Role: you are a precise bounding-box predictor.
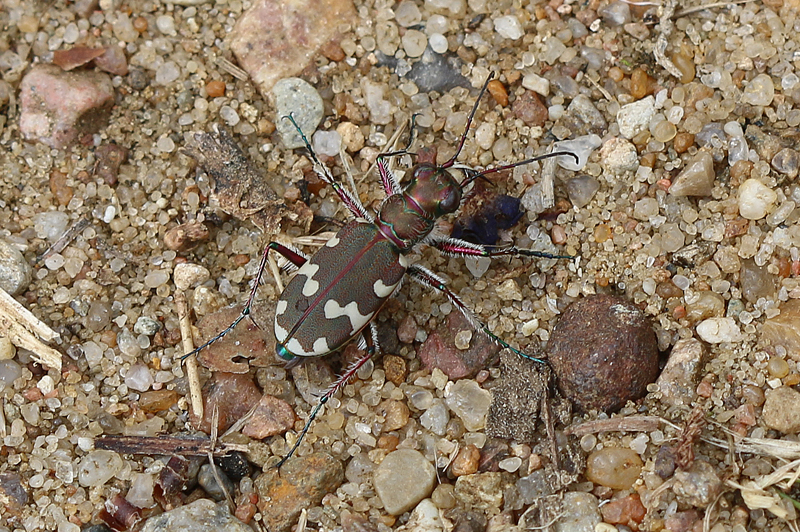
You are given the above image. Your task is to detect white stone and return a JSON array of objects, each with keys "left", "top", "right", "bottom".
[
  {"left": 617, "top": 96, "right": 656, "bottom": 139},
  {"left": 738, "top": 178, "right": 777, "bottom": 220},
  {"left": 696, "top": 317, "right": 743, "bottom": 343},
  {"left": 494, "top": 15, "right": 524, "bottom": 40},
  {"left": 522, "top": 73, "right": 549, "bottom": 96}
]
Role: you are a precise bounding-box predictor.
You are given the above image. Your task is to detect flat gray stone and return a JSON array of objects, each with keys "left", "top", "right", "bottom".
[{"left": 374, "top": 449, "right": 435, "bottom": 515}]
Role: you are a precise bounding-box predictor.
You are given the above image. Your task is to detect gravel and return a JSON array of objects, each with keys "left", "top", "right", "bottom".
[{"left": 2, "top": 0, "right": 800, "bottom": 531}]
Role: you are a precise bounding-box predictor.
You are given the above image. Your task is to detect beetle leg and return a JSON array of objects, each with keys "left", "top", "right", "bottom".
[
  {"left": 407, "top": 264, "right": 546, "bottom": 364},
  {"left": 275, "top": 322, "right": 380, "bottom": 467},
  {"left": 429, "top": 237, "right": 574, "bottom": 260},
  {"left": 284, "top": 115, "right": 373, "bottom": 222},
  {"left": 376, "top": 157, "right": 403, "bottom": 196},
  {"left": 179, "top": 242, "right": 308, "bottom": 363}
]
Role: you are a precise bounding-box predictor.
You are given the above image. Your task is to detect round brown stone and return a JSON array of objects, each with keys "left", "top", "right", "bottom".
[{"left": 546, "top": 295, "right": 658, "bottom": 412}]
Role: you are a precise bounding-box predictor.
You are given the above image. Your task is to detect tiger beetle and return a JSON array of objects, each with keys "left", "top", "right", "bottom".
[{"left": 183, "top": 73, "right": 579, "bottom": 467}]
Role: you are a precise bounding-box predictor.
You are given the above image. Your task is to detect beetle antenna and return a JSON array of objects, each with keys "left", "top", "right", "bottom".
[
  {"left": 442, "top": 71, "right": 496, "bottom": 169},
  {"left": 460, "top": 150, "right": 580, "bottom": 189},
  {"left": 381, "top": 113, "right": 421, "bottom": 158}
]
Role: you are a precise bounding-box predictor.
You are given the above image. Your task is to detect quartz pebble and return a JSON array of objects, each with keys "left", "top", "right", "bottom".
[
  {"left": 738, "top": 179, "right": 777, "bottom": 220},
  {"left": 311, "top": 130, "right": 342, "bottom": 157},
  {"left": 657, "top": 338, "right": 706, "bottom": 407},
  {"left": 566, "top": 175, "right": 600, "bottom": 208},
  {"left": 761, "top": 386, "right": 800, "bottom": 433},
  {"left": 373, "top": 449, "right": 436, "bottom": 515},
  {"left": 494, "top": 15, "right": 524, "bottom": 40},
  {"left": 445, "top": 379, "right": 492, "bottom": 431},
  {"left": 124, "top": 363, "right": 154, "bottom": 392},
  {"left": 229, "top": 0, "right": 355, "bottom": 94},
  {"left": 696, "top": 317, "right": 743, "bottom": 343},
  {"left": 670, "top": 151, "right": 715, "bottom": 196},
  {"left": 402, "top": 499, "right": 444, "bottom": 532},
  {"left": 672, "top": 460, "right": 723, "bottom": 507},
  {"left": 599, "top": 137, "right": 639, "bottom": 175},
  {"left": 198, "top": 464, "right": 236, "bottom": 501},
  {"left": 273, "top": 78, "right": 324, "bottom": 149},
  {"left": 617, "top": 96, "right": 655, "bottom": 139},
  {"left": 78, "top": 450, "right": 124, "bottom": 487},
  {"left": 140, "top": 498, "right": 252, "bottom": 532},
  {"left": 771, "top": 148, "right": 800, "bottom": 178},
  {"left": 0, "top": 239, "right": 32, "bottom": 295},
  {"left": 19, "top": 64, "right": 114, "bottom": 148},
  {"left": 522, "top": 72, "right": 549, "bottom": 96},
  {"left": 741, "top": 73, "right": 775, "bottom": 107},
  {"left": 553, "top": 492, "right": 601, "bottom": 532},
  {"left": 585, "top": 447, "right": 643, "bottom": 489},
  {"left": 760, "top": 300, "right": 800, "bottom": 360},
  {"left": 173, "top": 262, "right": 211, "bottom": 290}
]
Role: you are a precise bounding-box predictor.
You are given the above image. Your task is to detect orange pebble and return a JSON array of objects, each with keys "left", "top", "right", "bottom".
[
  {"left": 206, "top": 80, "right": 226, "bottom": 98},
  {"left": 487, "top": 79, "right": 508, "bottom": 106}
]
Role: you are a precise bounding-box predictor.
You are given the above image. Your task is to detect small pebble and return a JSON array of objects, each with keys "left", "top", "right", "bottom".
[
  {"left": 672, "top": 460, "right": 723, "bottom": 508},
  {"left": 741, "top": 73, "right": 775, "bottom": 106},
  {"left": 696, "top": 317, "right": 743, "bottom": 343},
  {"left": 585, "top": 447, "right": 643, "bottom": 489},
  {"left": 173, "top": 262, "right": 211, "bottom": 291},
  {"left": 445, "top": 379, "right": 491, "bottom": 431},
  {"left": 657, "top": 338, "right": 706, "bottom": 407},
  {"left": 738, "top": 178, "right": 777, "bottom": 220},
  {"left": 762, "top": 386, "right": 800, "bottom": 433},
  {"left": 771, "top": 148, "right": 799, "bottom": 178},
  {"left": 617, "top": 96, "right": 656, "bottom": 139},
  {"left": 198, "top": 464, "right": 236, "bottom": 501},
  {"left": 0, "top": 239, "right": 32, "bottom": 295},
  {"left": 454, "top": 472, "right": 506, "bottom": 509},
  {"left": 78, "top": 450, "right": 124, "bottom": 487},
  {"left": 373, "top": 449, "right": 436, "bottom": 515},
  {"left": 494, "top": 15, "right": 524, "bottom": 40},
  {"left": 522, "top": 73, "right": 549, "bottom": 96},
  {"left": 670, "top": 151, "right": 715, "bottom": 196},
  {"left": 273, "top": 77, "right": 324, "bottom": 149},
  {"left": 512, "top": 91, "right": 548, "bottom": 127},
  {"left": 139, "top": 498, "right": 252, "bottom": 532}
]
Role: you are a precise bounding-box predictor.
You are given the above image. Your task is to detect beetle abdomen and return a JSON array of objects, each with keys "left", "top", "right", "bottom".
[{"left": 275, "top": 220, "right": 408, "bottom": 359}]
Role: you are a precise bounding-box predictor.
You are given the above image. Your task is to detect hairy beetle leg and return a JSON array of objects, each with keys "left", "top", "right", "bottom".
[
  {"left": 275, "top": 322, "right": 381, "bottom": 468},
  {"left": 430, "top": 237, "right": 574, "bottom": 261},
  {"left": 407, "top": 264, "right": 546, "bottom": 364},
  {"left": 179, "top": 242, "right": 306, "bottom": 363}
]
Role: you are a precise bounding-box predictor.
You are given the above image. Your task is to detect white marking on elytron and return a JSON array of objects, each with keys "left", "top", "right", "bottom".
[
  {"left": 275, "top": 299, "right": 288, "bottom": 315},
  {"left": 325, "top": 234, "right": 340, "bottom": 247},
  {"left": 312, "top": 337, "right": 330, "bottom": 355},
  {"left": 296, "top": 262, "right": 321, "bottom": 297},
  {"left": 286, "top": 338, "right": 313, "bottom": 357},
  {"left": 398, "top": 253, "right": 410, "bottom": 268},
  {"left": 324, "top": 299, "right": 373, "bottom": 333},
  {"left": 373, "top": 279, "right": 397, "bottom": 298},
  {"left": 274, "top": 319, "right": 289, "bottom": 343}
]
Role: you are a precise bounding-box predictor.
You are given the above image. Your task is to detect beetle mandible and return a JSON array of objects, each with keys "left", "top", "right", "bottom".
[{"left": 183, "top": 73, "right": 578, "bottom": 466}]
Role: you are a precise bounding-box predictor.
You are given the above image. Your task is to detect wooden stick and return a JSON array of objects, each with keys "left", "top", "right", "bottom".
[
  {"left": 175, "top": 291, "right": 204, "bottom": 423},
  {"left": 0, "top": 287, "right": 62, "bottom": 370}
]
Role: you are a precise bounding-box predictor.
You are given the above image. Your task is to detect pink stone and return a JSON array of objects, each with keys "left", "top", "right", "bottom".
[
  {"left": 19, "top": 64, "right": 114, "bottom": 149},
  {"left": 242, "top": 394, "right": 296, "bottom": 439},
  {"left": 228, "top": 0, "right": 355, "bottom": 96}
]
